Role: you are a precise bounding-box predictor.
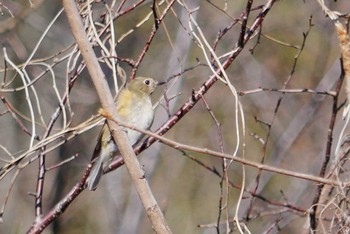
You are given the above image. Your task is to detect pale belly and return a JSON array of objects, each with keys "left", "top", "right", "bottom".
[{"left": 122, "top": 97, "right": 154, "bottom": 146}]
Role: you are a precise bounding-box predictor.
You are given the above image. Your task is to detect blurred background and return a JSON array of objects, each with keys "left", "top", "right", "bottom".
[{"left": 0, "top": 0, "right": 349, "bottom": 233}]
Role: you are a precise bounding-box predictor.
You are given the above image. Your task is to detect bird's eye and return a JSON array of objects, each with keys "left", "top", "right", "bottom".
[{"left": 144, "top": 79, "right": 150, "bottom": 86}]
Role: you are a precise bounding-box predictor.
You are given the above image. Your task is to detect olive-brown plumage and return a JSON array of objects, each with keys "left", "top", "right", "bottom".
[{"left": 87, "top": 77, "right": 157, "bottom": 190}]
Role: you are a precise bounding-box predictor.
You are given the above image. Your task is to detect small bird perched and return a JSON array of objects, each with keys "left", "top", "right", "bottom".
[{"left": 87, "top": 77, "right": 158, "bottom": 191}]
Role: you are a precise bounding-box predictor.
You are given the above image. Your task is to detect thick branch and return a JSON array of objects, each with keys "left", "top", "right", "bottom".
[{"left": 28, "top": 0, "right": 171, "bottom": 233}]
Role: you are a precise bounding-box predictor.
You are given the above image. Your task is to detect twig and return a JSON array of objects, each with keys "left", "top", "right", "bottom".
[
  {"left": 60, "top": 1, "right": 172, "bottom": 234},
  {"left": 130, "top": 0, "right": 176, "bottom": 78},
  {"left": 111, "top": 120, "right": 343, "bottom": 187},
  {"left": 310, "top": 61, "right": 345, "bottom": 230},
  {"left": 19, "top": 1, "right": 278, "bottom": 231}
]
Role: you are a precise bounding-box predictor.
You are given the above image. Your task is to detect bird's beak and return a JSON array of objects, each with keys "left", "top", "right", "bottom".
[{"left": 156, "top": 80, "right": 167, "bottom": 86}]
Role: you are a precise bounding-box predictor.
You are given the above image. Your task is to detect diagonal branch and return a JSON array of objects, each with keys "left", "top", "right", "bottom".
[{"left": 28, "top": 0, "right": 172, "bottom": 233}]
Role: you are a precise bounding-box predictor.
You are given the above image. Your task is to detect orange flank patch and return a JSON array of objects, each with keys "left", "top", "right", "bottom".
[
  {"left": 98, "top": 108, "right": 112, "bottom": 119},
  {"left": 116, "top": 89, "right": 133, "bottom": 118}
]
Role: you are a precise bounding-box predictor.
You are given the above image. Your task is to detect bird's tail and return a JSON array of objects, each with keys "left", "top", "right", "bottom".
[{"left": 87, "top": 157, "right": 103, "bottom": 191}]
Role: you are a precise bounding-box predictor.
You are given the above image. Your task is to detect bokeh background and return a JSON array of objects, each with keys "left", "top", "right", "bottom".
[{"left": 0, "top": 0, "right": 349, "bottom": 233}]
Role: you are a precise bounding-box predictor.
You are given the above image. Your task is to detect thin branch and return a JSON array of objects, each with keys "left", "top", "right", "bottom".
[
  {"left": 110, "top": 120, "right": 343, "bottom": 187},
  {"left": 57, "top": 1, "right": 172, "bottom": 234},
  {"left": 15, "top": 1, "right": 278, "bottom": 231},
  {"left": 310, "top": 60, "right": 345, "bottom": 230}
]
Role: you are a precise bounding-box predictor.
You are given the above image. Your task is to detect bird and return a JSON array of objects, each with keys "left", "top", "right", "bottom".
[{"left": 87, "top": 77, "right": 158, "bottom": 191}]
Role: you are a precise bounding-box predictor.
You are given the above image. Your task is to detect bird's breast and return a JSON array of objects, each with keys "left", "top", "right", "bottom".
[{"left": 117, "top": 92, "right": 154, "bottom": 145}]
